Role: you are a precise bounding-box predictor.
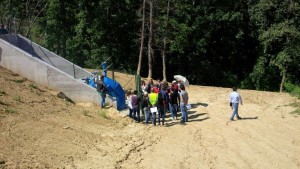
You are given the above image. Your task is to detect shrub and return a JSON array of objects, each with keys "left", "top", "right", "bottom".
[
  {"left": 99, "top": 110, "right": 110, "bottom": 119},
  {"left": 29, "top": 83, "right": 38, "bottom": 89},
  {"left": 284, "top": 82, "right": 300, "bottom": 99}
]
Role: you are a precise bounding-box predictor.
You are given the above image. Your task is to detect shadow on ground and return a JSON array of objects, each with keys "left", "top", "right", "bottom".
[
  {"left": 191, "top": 102, "right": 209, "bottom": 108},
  {"left": 189, "top": 113, "right": 207, "bottom": 119},
  {"left": 239, "top": 116, "right": 259, "bottom": 120},
  {"left": 189, "top": 117, "right": 210, "bottom": 122}
]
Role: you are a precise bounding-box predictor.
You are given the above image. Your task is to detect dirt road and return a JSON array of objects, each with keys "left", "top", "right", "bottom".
[{"left": 1, "top": 67, "right": 300, "bottom": 169}]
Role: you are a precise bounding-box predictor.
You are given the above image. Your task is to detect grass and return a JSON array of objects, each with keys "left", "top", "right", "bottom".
[
  {"left": 288, "top": 102, "right": 300, "bottom": 116},
  {"left": 13, "top": 79, "right": 25, "bottom": 84},
  {"left": 5, "top": 108, "right": 16, "bottom": 114},
  {"left": 0, "top": 100, "right": 8, "bottom": 106},
  {"left": 99, "top": 110, "right": 110, "bottom": 119},
  {"left": 0, "top": 90, "right": 6, "bottom": 96},
  {"left": 29, "top": 83, "right": 38, "bottom": 89},
  {"left": 13, "top": 96, "right": 21, "bottom": 102},
  {"left": 291, "top": 109, "right": 300, "bottom": 115},
  {"left": 82, "top": 110, "right": 93, "bottom": 117},
  {"left": 284, "top": 83, "right": 300, "bottom": 99}
]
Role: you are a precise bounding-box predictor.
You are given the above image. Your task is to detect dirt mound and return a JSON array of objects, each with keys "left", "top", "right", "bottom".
[{"left": 1, "top": 66, "right": 300, "bottom": 169}]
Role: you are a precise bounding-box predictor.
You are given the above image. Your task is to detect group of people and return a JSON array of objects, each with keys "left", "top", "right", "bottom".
[
  {"left": 94, "top": 75, "right": 243, "bottom": 123},
  {"left": 126, "top": 79, "right": 243, "bottom": 125},
  {"left": 126, "top": 78, "right": 189, "bottom": 126}
]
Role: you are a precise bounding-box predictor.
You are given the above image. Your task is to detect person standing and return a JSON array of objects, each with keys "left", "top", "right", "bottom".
[
  {"left": 126, "top": 90, "right": 134, "bottom": 119},
  {"left": 229, "top": 87, "right": 243, "bottom": 121},
  {"left": 180, "top": 85, "right": 189, "bottom": 123},
  {"left": 148, "top": 88, "right": 158, "bottom": 126},
  {"left": 141, "top": 80, "right": 147, "bottom": 93},
  {"left": 172, "top": 80, "right": 180, "bottom": 108},
  {"left": 157, "top": 78, "right": 162, "bottom": 90},
  {"left": 131, "top": 90, "right": 141, "bottom": 122},
  {"left": 146, "top": 79, "right": 153, "bottom": 94},
  {"left": 96, "top": 75, "right": 106, "bottom": 108},
  {"left": 169, "top": 87, "right": 178, "bottom": 121},
  {"left": 158, "top": 87, "right": 168, "bottom": 125},
  {"left": 141, "top": 92, "right": 150, "bottom": 124}
]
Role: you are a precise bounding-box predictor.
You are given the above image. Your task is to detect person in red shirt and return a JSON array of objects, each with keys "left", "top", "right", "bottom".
[{"left": 153, "top": 84, "right": 160, "bottom": 93}]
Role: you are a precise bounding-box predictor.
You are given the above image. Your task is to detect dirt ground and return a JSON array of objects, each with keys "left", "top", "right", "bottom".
[{"left": 1, "top": 66, "right": 300, "bottom": 169}]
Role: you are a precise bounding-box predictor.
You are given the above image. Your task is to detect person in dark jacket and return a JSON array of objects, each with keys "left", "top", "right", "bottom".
[
  {"left": 131, "top": 90, "right": 141, "bottom": 122},
  {"left": 141, "top": 92, "right": 151, "bottom": 123},
  {"left": 96, "top": 75, "right": 106, "bottom": 108},
  {"left": 169, "top": 87, "right": 178, "bottom": 121},
  {"left": 158, "top": 89, "right": 167, "bottom": 125}
]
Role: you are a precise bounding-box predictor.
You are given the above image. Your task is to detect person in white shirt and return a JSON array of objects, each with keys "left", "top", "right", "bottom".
[
  {"left": 229, "top": 87, "right": 243, "bottom": 120},
  {"left": 126, "top": 90, "right": 134, "bottom": 119}
]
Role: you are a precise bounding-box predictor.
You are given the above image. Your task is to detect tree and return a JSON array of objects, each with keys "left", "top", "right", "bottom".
[
  {"left": 250, "top": 0, "right": 300, "bottom": 91},
  {"left": 137, "top": 0, "right": 146, "bottom": 76},
  {"left": 147, "top": 0, "right": 154, "bottom": 78},
  {"left": 158, "top": 0, "right": 170, "bottom": 81}
]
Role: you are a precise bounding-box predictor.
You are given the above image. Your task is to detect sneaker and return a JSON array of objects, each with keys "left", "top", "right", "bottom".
[{"left": 237, "top": 116, "right": 242, "bottom": 120}]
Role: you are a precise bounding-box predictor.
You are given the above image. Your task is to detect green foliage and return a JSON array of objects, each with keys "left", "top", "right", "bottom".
[
  {"left": 29, "top": 83, "right": 38, "bottom": 89},
  {"left": 249, "top": 0, "right": 300, "bottom": 91},
  {"left": 288, "top": 101, "right": 300, "bottom": 115},
  {"left": 12, "top": 95, "right": 21, "bottom": 102},
  {"left": 13, "top": 79, "right": 25, "bottom": 84},
  {"left": 291, "top": 109, "right": 300, "bottom": 115},
  {"left": 99, "top": 110, "right": 110, "bottom": 119},
  {"left": 5, "top": 108, "right": 16, "bottom": 114},
  {"left": 1, "top": 0, "right": 299, "bottom": 91},
  {"left": 284, "top": 82, "right": 300, "bottom": 99}
]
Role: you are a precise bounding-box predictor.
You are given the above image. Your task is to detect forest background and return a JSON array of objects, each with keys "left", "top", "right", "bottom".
[{"left": 0, "top": 0, "right": 299, "bottom": 93}]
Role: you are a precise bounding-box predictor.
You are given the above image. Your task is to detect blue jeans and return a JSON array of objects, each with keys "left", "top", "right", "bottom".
[
  {"left": 129, "top": 108, "right": 134, "bottom": 118},
  {"left": 158, "top": 107, "right": 165, "bottom": 125},
  {"left": 133, "top": 108, "right": 140, "bottom": 122},
  {"left": 145, "top": 108, "right": 151, "bottom": 123},
  {"left": 146, "top": 112, "right": 156, "bottom": 126},
  {"left": 169, "top": 103, "right": 177, "bottom": 120},
  {"left": 99, "top": 93, "right": 106, "bottom": 108},
  {"left": 230, "top": 103, "right": 239, "bottom": 120},
  {"left": 143, "top": 107, "right": 148, "bottom": 120},
  {"left": 180, "top": 102, "right": 188, "bottom": 122}
]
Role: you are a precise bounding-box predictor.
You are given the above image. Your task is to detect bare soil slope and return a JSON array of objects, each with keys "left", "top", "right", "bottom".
[{"left": 1, "top": 66, "right": 300, "bottom": 169}]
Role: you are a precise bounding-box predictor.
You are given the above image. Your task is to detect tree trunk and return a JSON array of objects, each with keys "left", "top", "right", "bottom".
[
  {"left": 137, "top": 0, "right": 146, "bottom": 76},
  {"left": 280, "top": 70, "right": 286, "bottom": 93},
  {"left": 147, "top": 0, "right": 153, "bottom": 79},
  {"left": 162, "top": 0, "right": 170, "bottom": 81},
  {"left": 162, "top": 43, "right": 166, "bottom": 81}
]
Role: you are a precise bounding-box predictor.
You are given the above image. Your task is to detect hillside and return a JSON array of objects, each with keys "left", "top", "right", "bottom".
[{"left": 1, "top": 66, "right": 300, "bottom": 169}]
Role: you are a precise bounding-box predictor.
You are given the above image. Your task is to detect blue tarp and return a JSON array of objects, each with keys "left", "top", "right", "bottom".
[
  {"left": 103, "top": 77, "right": 126, "bottom": 111},
  {"left": 89, "top": 76, "right": 126, "bottom": 111},
  {"left": 88, "top": 77, "right": 96, "bottom": 88}
]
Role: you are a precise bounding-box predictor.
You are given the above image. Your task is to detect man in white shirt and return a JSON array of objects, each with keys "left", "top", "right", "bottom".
[{"left": 229, "top": 87, "right": 243, "bottom": 120}]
